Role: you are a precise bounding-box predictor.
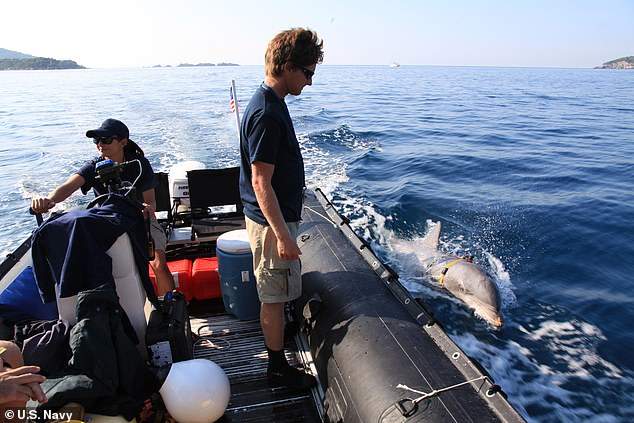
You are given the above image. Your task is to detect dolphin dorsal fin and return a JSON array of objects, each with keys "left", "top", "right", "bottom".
[{"left": 421, "top": 221, "right": 441, "bottom": 250}]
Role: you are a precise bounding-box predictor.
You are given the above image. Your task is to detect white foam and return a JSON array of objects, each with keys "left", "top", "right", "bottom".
[
  {"left": 485, "top": 251, "right": 518, "bottom": 309},
  {"left": 299, "top": 133, "right": 349, "bottom": 196},
  {"left": 452, "top": 322, "right": 634, "bottom": 422},
  {"left": 299, "top": 125, "right": 381, "bottom": 197},
  {"left": 524, "top": 320, "right": 622, "bottom": 379}
]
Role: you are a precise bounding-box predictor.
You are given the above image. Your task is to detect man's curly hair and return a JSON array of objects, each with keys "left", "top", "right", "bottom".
[{"left": 265, "top": 28, "right": 324, "bottom": 77}]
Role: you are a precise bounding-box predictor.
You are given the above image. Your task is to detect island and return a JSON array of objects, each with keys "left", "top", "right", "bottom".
[
  {"left": 177, "top": 63, "right": 215, "bottom": 67},
  {"left": 0, "top": 47, "right": 85, "bottom": 70},
  {"left": 595, "top": 56, "right": 634, "bottom": 69},
  {"left": 173, "top": 62, "right": 238, "bottom": 67}
]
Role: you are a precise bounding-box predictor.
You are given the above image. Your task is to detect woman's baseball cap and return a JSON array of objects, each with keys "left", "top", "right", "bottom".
[{"left": 85, "top": 118, "right": 129, "bottom": 139}]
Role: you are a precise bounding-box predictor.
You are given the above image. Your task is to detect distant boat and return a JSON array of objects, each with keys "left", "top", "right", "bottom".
[{"left": 390, "top": 62, "right": 400, "bottom": 68}]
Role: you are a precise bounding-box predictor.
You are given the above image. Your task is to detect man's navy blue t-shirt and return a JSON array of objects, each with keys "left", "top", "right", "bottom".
[
  {"left": 77, "top": 153, "right": 156, "bottom": 202},
  {"left": 239, "top": 83, "right": 305, "bottom": 225}
]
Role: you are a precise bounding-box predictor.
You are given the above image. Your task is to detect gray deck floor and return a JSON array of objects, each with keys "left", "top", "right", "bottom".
[{"left": 191, "top": 314, "right": 323, "bottom": 422}]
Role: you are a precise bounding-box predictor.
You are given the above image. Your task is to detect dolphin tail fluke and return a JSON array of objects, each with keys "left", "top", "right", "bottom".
[{"left": 422, "top": 221, "right": 441, "bottom": 251}]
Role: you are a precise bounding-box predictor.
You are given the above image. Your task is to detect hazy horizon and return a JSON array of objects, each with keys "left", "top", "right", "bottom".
[
  {"left": 2, "top": 0, "right": 633, "bottom": 69},
  {"left": 4, "top": 61, "right": 629, "bottom": 70}
]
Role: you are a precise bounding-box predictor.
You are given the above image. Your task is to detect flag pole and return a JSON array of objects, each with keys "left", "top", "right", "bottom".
[{"left": 231, "top": 79, "right": 241, "bottom": 137}]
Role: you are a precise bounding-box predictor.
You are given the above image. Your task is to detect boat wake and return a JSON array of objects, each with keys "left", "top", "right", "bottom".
[
  {"left": 452, "top": 316, "right": 634, "bottom": 421},
  {"left": 301, "top": 124, "right": 381, "bottom": 196}
]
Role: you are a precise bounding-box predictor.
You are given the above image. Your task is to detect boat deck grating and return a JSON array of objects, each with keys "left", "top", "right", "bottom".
[{"left": 190, "top": 314, "right": 322, "bottom": 422}]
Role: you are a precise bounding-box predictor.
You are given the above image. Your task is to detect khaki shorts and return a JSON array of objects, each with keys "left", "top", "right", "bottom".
[
  {"left": 149, "top": 216, "right": 167, "bottom": 252},
  {"left": 245, "top": 216, "right": 301, "bottom": 304}
]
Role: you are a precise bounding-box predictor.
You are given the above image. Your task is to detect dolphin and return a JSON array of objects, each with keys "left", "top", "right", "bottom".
[{"left": 395, "top": 222, "right": 503, "bottom": 327}]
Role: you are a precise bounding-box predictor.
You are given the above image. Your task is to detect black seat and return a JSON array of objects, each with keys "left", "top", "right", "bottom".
[
  {"left": 154, "top": 172, "right": 173, "bottom": 219},
  {"left": 153, "top": 171, "right": 176, "bottom": 237},
  {"left": 186, "top": 167, "right": 245, "bottom": 239}
]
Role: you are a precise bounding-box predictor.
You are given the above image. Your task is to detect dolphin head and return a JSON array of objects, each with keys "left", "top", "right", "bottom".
[
  {"left": 467, "top": 296, "right": 503, "bottom": 328},
  {"left": 443, "top": 262, "right": 503, "bottom": 328}
]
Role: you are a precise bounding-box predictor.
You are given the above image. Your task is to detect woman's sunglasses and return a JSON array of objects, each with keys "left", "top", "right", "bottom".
[
  {"left": 295, "top": 64, "right": 315, "bottom": 80},
  {"left": 92, "top": 136, "right": 118, "bottom": 145}
]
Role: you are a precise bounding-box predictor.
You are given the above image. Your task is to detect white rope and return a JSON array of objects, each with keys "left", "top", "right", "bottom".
[
  {"left": 304, "top": 206, "right": 338, "bottom": 228},
  {"left": 129, "top": 159, "right": 143, "bottom": 192},
  {"left": 397, "top": 375, "right": 487, "bottom": 404},
  {"left": 118, "top": 159, "right": 143, "bottom": 199},
  {"left": 194, "top": 325, "right": 232, "bottom": 350},
  {"left": 194, "top": 337, "right": 232, "bottom": 350}
]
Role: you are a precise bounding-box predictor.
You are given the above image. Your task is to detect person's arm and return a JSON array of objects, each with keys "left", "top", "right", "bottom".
[
  {"left": 141, "top": 188, "right": 157, "bottom": 219},
  {"left": 251, "top": 161, "right": 301, "bottom": 261},
  {"left": 31, "top": 174, "right": 85, "bottom": 213}
]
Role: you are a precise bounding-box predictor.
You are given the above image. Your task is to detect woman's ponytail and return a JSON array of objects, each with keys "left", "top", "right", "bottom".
[{"left": 124, "top": 139, "right": 144, "bottom": 157}]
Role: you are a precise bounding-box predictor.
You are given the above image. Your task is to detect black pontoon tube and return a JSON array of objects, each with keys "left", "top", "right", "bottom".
[{"left": 294, "top": 189, "right": 524, "bottom": 423}]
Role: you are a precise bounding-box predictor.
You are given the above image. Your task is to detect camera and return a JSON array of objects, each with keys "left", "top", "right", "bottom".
[{"left": 95, "top": 159, "right": 135, "bottom": 195}]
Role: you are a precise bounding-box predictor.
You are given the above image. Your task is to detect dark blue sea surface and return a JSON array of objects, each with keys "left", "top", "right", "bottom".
[{"left": 1, "top": 66, "right": 633, "bottom": 421}]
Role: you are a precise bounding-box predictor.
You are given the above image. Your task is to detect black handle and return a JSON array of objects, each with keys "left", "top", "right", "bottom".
[
  {"left": 29, "top": 208, "right": 43, "bottom": 226},
  {"left": 146, "top": 215, "right": 155, "bottom": 261},
  {"left": 395, "top": 398, "right": 418, "bottom": 417}
]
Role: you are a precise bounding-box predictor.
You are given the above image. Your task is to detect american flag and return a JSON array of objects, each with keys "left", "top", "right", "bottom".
[
  {"left": 229, "top": 86, "right": 236, "bottom": 113},
  {"left": 229, "top": 80, "right": 241, "bottom": 136}
]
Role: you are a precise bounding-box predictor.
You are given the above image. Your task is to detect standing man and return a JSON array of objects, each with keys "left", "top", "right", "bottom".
[{"left": 239, "top": 28, "right": 323, "bottom": 389}]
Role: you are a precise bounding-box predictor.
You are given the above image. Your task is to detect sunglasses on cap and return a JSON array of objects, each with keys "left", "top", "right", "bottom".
[
  {"left": 295, "top": 64, "right": 315, "bottom": 80},
  {"left": 92, "top": 136, "right": 118, "bottom": 145}
]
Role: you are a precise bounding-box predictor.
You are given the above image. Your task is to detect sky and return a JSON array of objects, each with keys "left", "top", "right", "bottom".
[{"left": 1, "top": 0, "right": 633, "bottom": 68}]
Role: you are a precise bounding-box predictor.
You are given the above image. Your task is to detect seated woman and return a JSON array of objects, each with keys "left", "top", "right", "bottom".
[
  {"left": 31, "top": 118, "right": 175, "bottom": 296},
  {"left": 0, "top": 340, "right": 47, "bottom": 406}
]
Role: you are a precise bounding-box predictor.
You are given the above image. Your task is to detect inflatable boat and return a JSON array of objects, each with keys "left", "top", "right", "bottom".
[{"left": 0, "top": 163, "right": 525, "bottom": 422}]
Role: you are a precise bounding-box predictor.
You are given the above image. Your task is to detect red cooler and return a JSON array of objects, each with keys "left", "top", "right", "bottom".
[
  {"left": 149, "top": 259, "right": 193, "bottom": 301},
  {"left": 191, "top": 257, "right": 221, "bottom": 300}
]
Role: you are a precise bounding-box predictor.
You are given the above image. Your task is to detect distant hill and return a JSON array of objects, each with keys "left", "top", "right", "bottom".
[
  {"left": 0, "top": 48, "right": 34, "bottom": 60},
  {"left": 0, "top": 57, "right": 85, "bottom": 70},
  {"left": 596, "top": 56, "right": 634, "bottom": 69},
  {"left": 0, "top": 47, "right": 85, "bottom": 70}
]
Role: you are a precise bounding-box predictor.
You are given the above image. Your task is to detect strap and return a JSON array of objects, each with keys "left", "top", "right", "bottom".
[{"left": 438, "top": 259, "right": 464, "bottom": 286}]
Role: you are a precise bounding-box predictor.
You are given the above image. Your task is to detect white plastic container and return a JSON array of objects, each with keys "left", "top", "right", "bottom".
[{"left": 168, "top": 160, "right": 205, "bottom": 210}]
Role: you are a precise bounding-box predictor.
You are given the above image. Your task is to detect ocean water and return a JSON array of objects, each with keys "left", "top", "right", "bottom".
[{"left": 1, "top": 65, "right": 633, "bottom": 421}]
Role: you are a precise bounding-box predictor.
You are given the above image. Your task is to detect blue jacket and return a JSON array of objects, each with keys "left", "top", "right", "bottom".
[{"left": 31, "top": 194, "right": 157, "bottom": 306}]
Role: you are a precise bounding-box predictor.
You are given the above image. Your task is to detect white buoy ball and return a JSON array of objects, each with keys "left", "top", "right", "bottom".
[{"left": 159, "top": 359, "right": 231, "bottom": 423}]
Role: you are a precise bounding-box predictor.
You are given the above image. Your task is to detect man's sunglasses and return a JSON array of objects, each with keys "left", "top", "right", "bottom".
[
  {"left": 295, "top": 64, "right": 315, "bottom": 80},
  {"left": 92, "top": 136, "right": 118, "bottom": 145}
]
